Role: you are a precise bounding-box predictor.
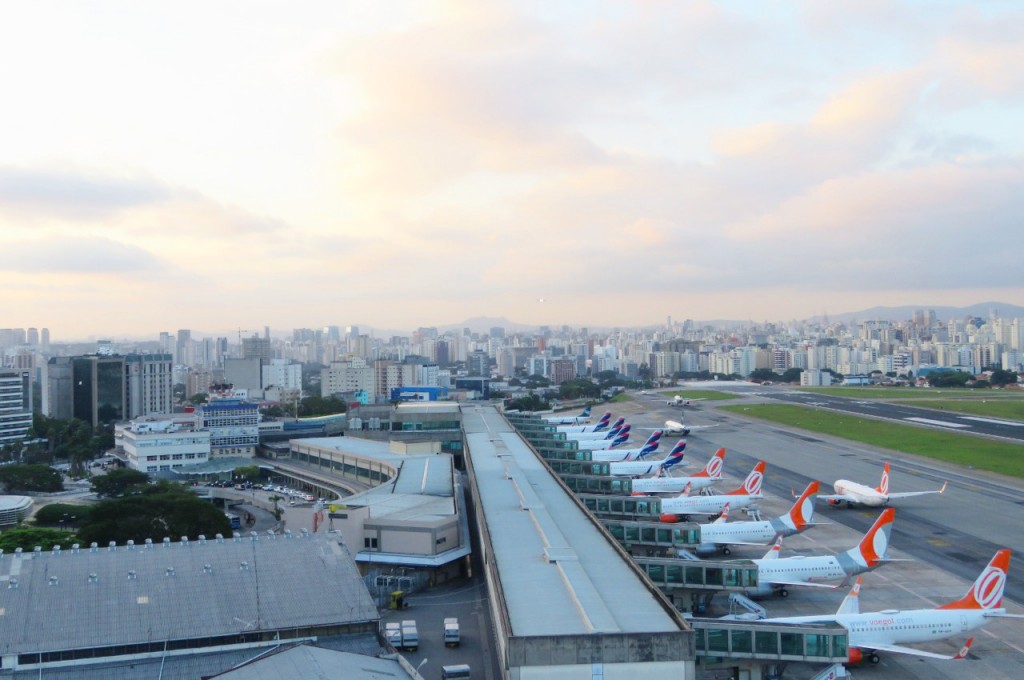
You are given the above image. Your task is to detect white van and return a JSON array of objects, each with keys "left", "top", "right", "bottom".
[{"left": 441, "top": 664, "right": 471, "bottom": 680}]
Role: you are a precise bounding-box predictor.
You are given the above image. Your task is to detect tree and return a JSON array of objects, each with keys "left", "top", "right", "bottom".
[
  {"left": 233, "top": 465, "right": 262, "bottom": 482},
  {"left": 77, "top": 482, "right": 232, "bottom": 545},
  {"left": 189, "top": 392, "right": 209, "bottom": 405},
  {"left": 780, "top": 368, "right": 803, "bottom": 383},
  {"left": 260, "top": 404, "right": 285, "bottom": 418},
  {"left": 749, "top": 368, "right": 780, "bottom": 383},
  {"left": 0, "top": 464, "right": 63, "bottom": 493},
  {"left": 505, "top": 394, "right": 550, "bottom": 412},
  {"left": 0, "top": 527, "right": 77, "bottom": 553},
  {"left": 91, "top": 469, "right": 151, "bottom": 498},
  {"left": 989, "top": 369, "right": 1019, "bottom": 387},
  {"left": 33, "top": 503, "right": 92, "bottom": 527},
  {"left": 929, "top": 371, "right": 971, "bottom": 388},
  {"left": 558, "top": 379, "right": 601, "bottom": 401},
  {"left": 298, "top": 395, "right": 348, "bottom": 417}
]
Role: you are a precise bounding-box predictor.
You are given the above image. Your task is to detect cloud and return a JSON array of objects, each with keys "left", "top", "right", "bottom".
[
  {"left": 0, "top": 236, "right": 164, "bottom": 274},
  {"left": 0, "top": 166, "right": 173, "bottom": 221}
]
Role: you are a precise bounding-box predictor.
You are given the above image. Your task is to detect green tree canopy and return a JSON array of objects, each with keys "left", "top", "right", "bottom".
[
  {"left": 298, "top": 395, "right": 348, "bottom": 417},
  {"left": 749, "top": 368, "right": 780, "bottom": 383},
  {"left": 33, "top": 503, "right": 92, "bottom": 527},
  {"left": 558, "top": 379, "right": 601, "bottom": 400},
  {"left": 505, "top": 394, "right": 551, "bottom": 412},
  {"left": 0, "top": 527, "right": 78, "bottom": 553},
  {"left": 233, "top": 465, "right": 262, "bottom": 482},
  {"left": 0, "top": 464, "right": 63, "bottom": 493},
  {"left": 780, "top": 368, "right": 803, "bottom": 383},
  {"left": 77, "top": 484, "right": 232, "bottom": 545},
  {"left": 91, "top": 469, "right": 151, "bottom": 498}
]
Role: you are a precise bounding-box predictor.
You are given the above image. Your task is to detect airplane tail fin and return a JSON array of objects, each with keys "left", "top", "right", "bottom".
[
  {"left": 593, "top": 412, "right": 613, "bottom": 431},
  {"left": 938, "top": 549, "right": 1011, "bottom": 611},
  {"left": 639, "top": 431, "right": 663, "bottom": 455},
  {"left": 761, "top": 536, "right": 783, "bottom": 560},
  {"left": 842, "top": 508, "right": 895, "bottom": 571},
  {"left": 726, "top": 461, "right": 765, "bottom": 496},
  {"left": 580, "top": 406, "right": 591, "bottom": 418},
  {"left": 693, "top": 448, "right": 725, "bottom": 479},
  {"left": 836, "top": 575, "right": 863, "bottom": 615},
  {"left": 609, "top": 428, "right": 630, "bottom": 448},
  {"left": 659, "top": 446, "right": 686, "bottom": 471},
  {"left": 875, "top": 462, "right": 890, "bottom": 495},
  {"left": 785, "top": 481, "right": 820, "bottom": 530},
  {"left": 713, "top": 502, "right": 731, "bottom": 524}
]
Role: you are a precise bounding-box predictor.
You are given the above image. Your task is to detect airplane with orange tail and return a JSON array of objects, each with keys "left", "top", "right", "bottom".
[
  {"left": 649, "top": 460, "right": 766, "bottom": 520},
  {"left": 766, "top": 549, "right": 1023, "bottom": 664},
  {"left": 693, "top": 481, "right": 820, "bottom": 556},
  {"left": 630, "top": 447, "right": 725, "bottom": 494},
  {"left": 745, "top": 507, "right": 896, "bottom": 598},
  {"left": 817, "top": 462, "right": 947, "bottom": 507}
]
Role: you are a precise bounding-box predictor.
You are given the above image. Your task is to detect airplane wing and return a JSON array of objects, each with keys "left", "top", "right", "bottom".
[
  {"left": 884, "top": 482, "right": 948, "bottom": 500},
  {"left": 983, "top": 612, "right": 1024, "bottom": 619},
  {"left": 865, "top": 637, "right": 972, "bottom": 661},
  {"left": 764, "top": 578, "right": 839, "bottom": 589}
]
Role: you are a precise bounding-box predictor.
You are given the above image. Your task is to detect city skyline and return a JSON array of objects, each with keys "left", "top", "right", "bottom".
[{"left": 2, "top": 2, "right": 1023, "bottom": 338}]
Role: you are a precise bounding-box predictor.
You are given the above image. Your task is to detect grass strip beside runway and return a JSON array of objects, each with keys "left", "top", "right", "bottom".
[{"left": 720, "top": 403, "right": 1024, "bottom": 479}]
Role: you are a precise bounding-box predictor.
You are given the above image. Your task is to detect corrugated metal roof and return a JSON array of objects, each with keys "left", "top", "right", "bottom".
[
  {"left": 0, "top": 535, "right": 378, "bottom": 656},
  {"left": 462, "top": 405, "right": 682, "bottom": 637},
  {"left": 392, "top": 455, "right": 453, "bottom": 497},
  {"left": 210, "top": 644, "right": 413, "bottom": 680}
]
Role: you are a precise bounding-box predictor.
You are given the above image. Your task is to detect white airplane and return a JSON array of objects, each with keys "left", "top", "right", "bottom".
[
  {"left": 766, "top": 549, "right": 1023, "bottom": 664},
  {"left": 543, "top": 405, "right": 592, "bottom": 425},
  {"left": 694, "top": 481, "right": 820, "bottom": 556},
  {"left": 587, "top": 431, "right": 662, "bottom": 462},
  {"left": 663, "top": 419, "right": 717, "bottom": 436},
  {"left": 557, "top": 412, "right": 612, "bottom": 434},
  {"left": 745, "top": 508, "right": 895, "bottom": 598},
  {"left": 651, "top": 461, "right": 766, "bottom": 520},
  {"left": 817, "top": 462, "right": 947, "bottom": 507},
  {"left": 564, "top": 418, "right": 626, "bottom": 440},
  {"left": 575, "top": 425, "right": 631, "bottom": 450},
  {"left": 666, "top": 395, "right": 705, "bottom": 407},
  {"left": 630, "top": 447, "right": 724, "bottom": 494},
  {"left": 607, "top": 443, "right": 687, "bottom": 477}
]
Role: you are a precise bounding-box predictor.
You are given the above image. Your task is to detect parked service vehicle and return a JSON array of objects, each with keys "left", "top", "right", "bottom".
[
  {"left": 443, "top": 617, "right": 460, "bottom": 647},
  {"left": 441, "top": 664, "right": 471, "bottom": 680},
  {"left": 400, "top": 619, "right": 419, "bottom": 652},
  {"left": 384, "top": 622, "right": 402, "bottom": 648}
]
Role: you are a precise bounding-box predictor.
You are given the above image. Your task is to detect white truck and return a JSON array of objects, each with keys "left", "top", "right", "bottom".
[
  {"left": 384, "top": 622, "right": 402, "bottom": 648},
  {"left": 400, "top": 619, "right": 419, "bottom": 652},
  {"left": 443, "top": 617, "right": 460, "bottom": 647}
]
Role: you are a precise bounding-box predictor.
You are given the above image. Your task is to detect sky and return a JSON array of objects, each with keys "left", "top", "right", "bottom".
[{"left": 2, "top": 0, "right": 1024, "bottom": 340}]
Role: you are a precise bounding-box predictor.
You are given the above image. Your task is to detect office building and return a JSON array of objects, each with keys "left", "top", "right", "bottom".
[
  {"left": 116, "top": 415, "right": 211, "bottom": 473},
  {"left": 194, "top": 398, "right": 260, "bottom": 459},
  {"left": 0, "top": 369, "right": 32, "bottom": 447},
  {"left": 45, "top": 354, "right": 173, "bottom": 427}
]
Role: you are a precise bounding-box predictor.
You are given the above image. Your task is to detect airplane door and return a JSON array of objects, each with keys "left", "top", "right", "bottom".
[{"left": 961, "top": 615, "right": 968, "bottom": 632}]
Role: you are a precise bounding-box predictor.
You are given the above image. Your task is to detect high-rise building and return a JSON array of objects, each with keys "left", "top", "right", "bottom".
[
  {"left": 241, "top": 336, "right": 272, "bottom": 362},
  {"left": 46, "top": 354, "right": 173, "bottom": 427},
  {"left": 176, "top": 329, "right": 192, "bottom": 366},
  {"left": 194, "top": 399, "right": 259, "bottom": 459},
  {"left": 0, "top": 369, "right": 32, "bottom": 447}
]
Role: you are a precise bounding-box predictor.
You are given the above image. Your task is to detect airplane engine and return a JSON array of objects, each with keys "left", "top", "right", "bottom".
[
  {"left": 846, "top": 648, "right": 865, "bottom": 665},
  {"left": 695, "top": 543, "right": 718, "bottom": 558},
  {"left": 659, "top": 513, "right": 680, "bottom": 524}
]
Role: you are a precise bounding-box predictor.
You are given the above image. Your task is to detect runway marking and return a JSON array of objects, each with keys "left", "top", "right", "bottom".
[
  {"left": 959, "top": 416, "right": 1024, "bottom": 427},
  {"left": 903, "top": 417, "right": 970, "bottom": 429}
]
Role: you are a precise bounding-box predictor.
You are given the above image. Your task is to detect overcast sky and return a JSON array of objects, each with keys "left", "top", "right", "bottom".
[{"left": 2, "top": 1, "right": 1023, "bottom": 339}]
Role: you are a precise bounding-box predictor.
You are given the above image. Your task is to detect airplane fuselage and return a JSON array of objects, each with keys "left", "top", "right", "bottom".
[
  {"left": 661, "top": 493, "right": 761, "bottom": 515},
  {"left": 631, "top": 476, "right": 717, "bottom": 493},
  {"left": 700, "top": 518, "right": 795, "bottom": 546},
  {"left": 772, "top": 608, "right": 992, "bottom": 648},
  {"left": 832, "top": 481, "right": 888, "bottom": 506},
  {"left": 756, "top": 555, "right": 850, "bottom": 586},
  {"left": 587, "top": 447, "right": 649, "bottom": 462},
  {"left": 608, "top": 459, "right": 677, "bottom": 477}
]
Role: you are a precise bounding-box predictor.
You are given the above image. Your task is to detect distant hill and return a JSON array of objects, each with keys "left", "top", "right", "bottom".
[{"left": 813, "top": 302, "right": 1024, "bottom": 325}]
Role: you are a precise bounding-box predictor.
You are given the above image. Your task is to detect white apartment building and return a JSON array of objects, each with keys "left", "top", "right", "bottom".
[
  {"left": 116, "top": 416, "right": 210, "bottom": 473},
  {"left": 262, "top": 358, "right": 302, "bottom": 391},
  {"left": 0, "top": 369, "right": 32, "bottom": 447},
  {"left": 321, "top": 358, "right": 375, "bottom": 398}
]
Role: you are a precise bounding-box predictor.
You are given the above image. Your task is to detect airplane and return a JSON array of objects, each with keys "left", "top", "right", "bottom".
[
  {"left": 667, "top": 395, "right": 704, "bottom": 407},
  {"left": 543, "top": 405, "right": 592, "bottom": 425},
  {"left": 693, "top": 481, "right": 820, "bottom": 556},
  {"left": 563, "top": 418, "right": 626, "bottom": 440},
  {"left": 765, "top": 549, "right": 1023, "bottom": 664},
  {"left": 745, "top": 508, "right": 896, "bottom": 598},
  {"left": 587, "top": 431, "right": 662, "bottom": 462},
  {"left": 650, "top": 461, "right": 766, "bottom": 520},
  {"left": 817, "top": 462, "right": 947, "bottom": 507},
  {"left": 557, "top": 412, "right": 612, "bottom": 434},
  {"left": 607, "top": 444, "right": 688, "bottom": 477},
  {"left": 630, "top": 447, "right": 724, "bottom": 494},
  {"left": 575, "top": 425, "right": 631, "bottom": 450},
  {"left": 663, "top": 419, "right": 717, "bottom": 436}
]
